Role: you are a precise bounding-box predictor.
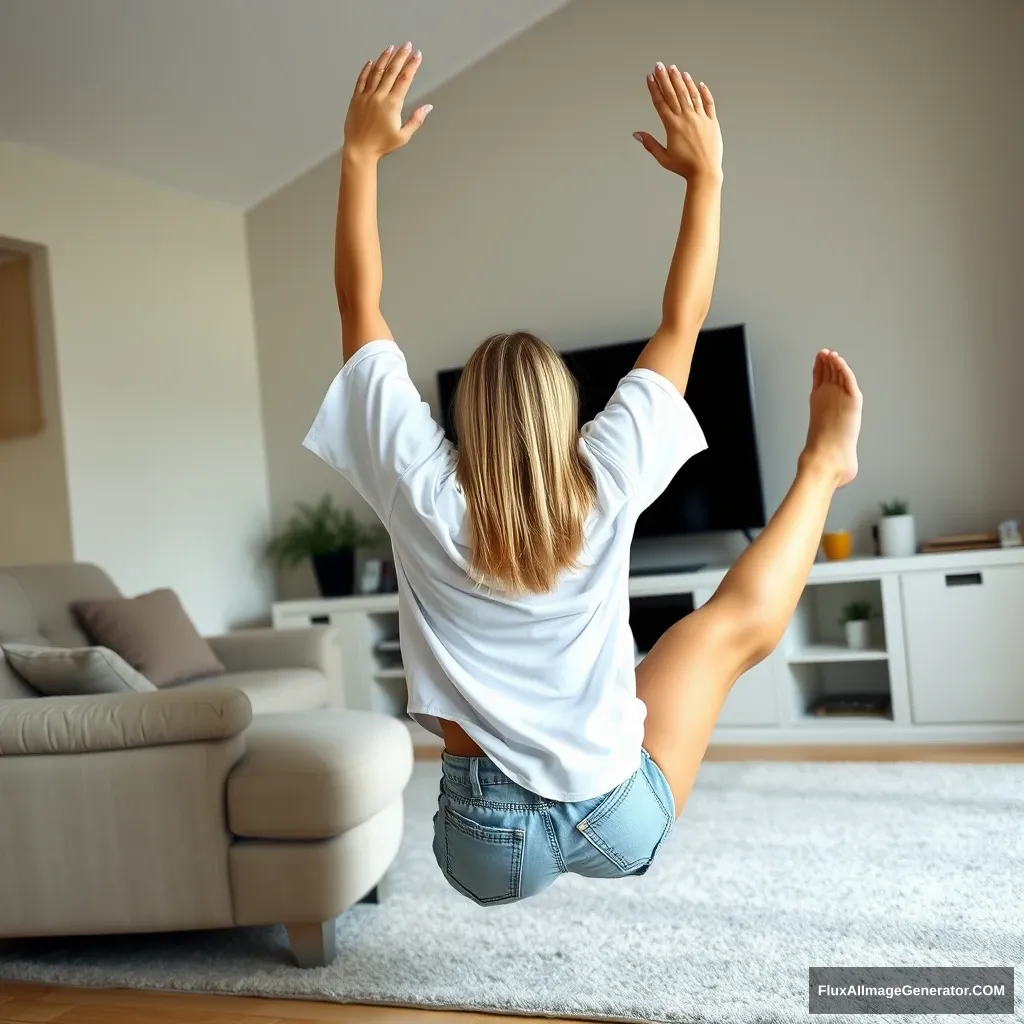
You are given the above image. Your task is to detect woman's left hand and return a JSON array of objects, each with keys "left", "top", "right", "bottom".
[{"left": 344, "top": 42, "right": 432, "bottom": 161}]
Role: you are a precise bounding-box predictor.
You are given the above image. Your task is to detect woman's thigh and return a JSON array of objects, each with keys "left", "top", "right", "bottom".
[{"left": 635, "top": 594, "right": 757, "bottom": 816}]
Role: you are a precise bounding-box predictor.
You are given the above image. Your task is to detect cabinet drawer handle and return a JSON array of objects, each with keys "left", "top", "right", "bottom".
[
  {"left": 945, "top": 572, "right": 983, "bottom": 587},
  {"left": 310, "top": 614, "right": 331, "bottom": 624}
]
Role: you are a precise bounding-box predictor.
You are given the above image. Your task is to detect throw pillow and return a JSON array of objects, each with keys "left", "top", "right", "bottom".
[
  {"left": 2, "top": 643, "right": 156, "bottom": 696},
  {"left": 72, "top": 588, "right": 225, "bottom": 687}
]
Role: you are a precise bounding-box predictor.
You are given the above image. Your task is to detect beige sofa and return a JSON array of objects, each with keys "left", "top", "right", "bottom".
[{"left": 0, "top": 563, "right": 413, "bottom": 966}]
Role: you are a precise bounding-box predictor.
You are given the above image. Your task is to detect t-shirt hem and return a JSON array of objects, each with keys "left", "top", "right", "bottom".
[{"left": 409, "top": 707, "right": 641, "bottom": 803}]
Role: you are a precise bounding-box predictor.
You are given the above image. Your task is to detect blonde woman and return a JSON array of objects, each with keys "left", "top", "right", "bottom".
[{"left": 305, "top": 44, "right": 863, "bottom": 905}]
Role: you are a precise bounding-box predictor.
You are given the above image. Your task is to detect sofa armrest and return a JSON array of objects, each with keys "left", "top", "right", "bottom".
[
  {"left": 206, "top": 627, "right": 339, "bottom": 674},
  {"left": 0, "top": 687, "right": 252, "bottom": 756}
]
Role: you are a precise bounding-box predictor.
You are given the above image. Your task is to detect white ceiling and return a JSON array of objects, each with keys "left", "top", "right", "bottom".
[{"left": 0, "top": 0, "right": 569, "bottom": 208}]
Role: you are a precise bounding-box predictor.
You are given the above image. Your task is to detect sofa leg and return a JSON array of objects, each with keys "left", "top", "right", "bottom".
[{"left": 286, "top": 920, "right": 337, "bottom": 968}]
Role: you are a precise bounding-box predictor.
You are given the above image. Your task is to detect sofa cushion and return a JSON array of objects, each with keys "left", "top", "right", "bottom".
[
  {"left": 179, "top": 668, "right": 329, "bottom": 714},
  {"left": 2, "top": 563, "right": 120, "bottom": 648},
  {"left": 0, "top": 574, "right": 49, "bottom": 699},
  {"left": 1, "top": 643, "right": 155, "bottom": 696},
  {"left": 0, "top": 686, "right": 252, "bottom": 756},
  {"left": 73, "top": 588, "right": 224, "bottom": 687},
  {"left": 227, "top": 710, "right": 413, "bottom": 839},
  {"left": 0, "top": 655, "right": 37, "bottom": 699}
]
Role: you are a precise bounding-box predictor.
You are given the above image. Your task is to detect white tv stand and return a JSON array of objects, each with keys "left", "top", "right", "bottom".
[{"left": 271, "top": 547, "right": 1024, "bottom": 749}]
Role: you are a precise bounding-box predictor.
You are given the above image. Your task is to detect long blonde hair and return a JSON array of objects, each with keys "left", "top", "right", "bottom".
[{"left": 453, "top": 331, "right": 597, "bottom": 594}]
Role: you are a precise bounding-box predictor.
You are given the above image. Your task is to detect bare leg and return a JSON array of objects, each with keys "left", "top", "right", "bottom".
[{"left": 638, "top": 350, "right": 863, "bottom": 813}]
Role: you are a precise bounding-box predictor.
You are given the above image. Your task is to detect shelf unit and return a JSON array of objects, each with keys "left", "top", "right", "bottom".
[
  {"left": 272, "top": 547, "right": 1024, "bottom": 748},
  {"left": 786, "top": 644, "right": 888, "bottom": 664}
]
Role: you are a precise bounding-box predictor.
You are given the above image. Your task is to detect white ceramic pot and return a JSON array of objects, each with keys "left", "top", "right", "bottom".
[
  {"left": 844, "top": 619, "right": 871, "bottom": 650},
  {"left": 879, "top": 513, "right": 916, "bottom": 558}
]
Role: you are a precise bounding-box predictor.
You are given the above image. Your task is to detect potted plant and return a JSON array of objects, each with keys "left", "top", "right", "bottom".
[
  {"left": 878, "top": 499, "right": 916, "bottom": 558},
  {"left": 840, "top": 600, "right": 874, "bottom": 650},
  {"left": 266, "top": 495, "right": 386, "bottom": 597}
]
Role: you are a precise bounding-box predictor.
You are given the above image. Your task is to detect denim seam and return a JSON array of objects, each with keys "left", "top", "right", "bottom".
[
  {"left": 586, "top": 774, "right": 634, "bottom": 829},
  {"left": 447, "top": 796, "right": 552, "bottom": 811},
  {"left": 442, "top": 807, "right": 525, "bottom": 904},
  {"left": 509, "top": 829, "right": 525, "bottom": 897},
  {"left": 542, "top": 807, "right": 567, "bottom": 874},
  {"left": 577, "top": 774, "right": 654, "bottom": 872},
  {"left": 638, "top": 763, "right": 673, "bottom": 824}
]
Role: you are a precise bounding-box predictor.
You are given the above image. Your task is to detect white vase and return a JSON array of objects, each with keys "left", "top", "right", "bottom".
[
  {"left": 878, "top": 513, "right": 916, "bottom": 558},
  {"left": 844, "top": 619, "right": 871, "bottom": 650}
]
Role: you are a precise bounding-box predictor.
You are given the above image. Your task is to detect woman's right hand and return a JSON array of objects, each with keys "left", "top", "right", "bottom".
[
  {"left": 634, "top": 64, "right": 723, "bottom": 182},
  {"left": 343, "top": 42, "right": 432, "bottom": 162}
]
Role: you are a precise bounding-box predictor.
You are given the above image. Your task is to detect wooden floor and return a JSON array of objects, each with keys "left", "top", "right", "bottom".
[
  {"left": 3, "top": 745, "right": 1021, "bottom": 1024},
  {"left": 0, "top": 982, "right": 543, "bottom": 1023}
]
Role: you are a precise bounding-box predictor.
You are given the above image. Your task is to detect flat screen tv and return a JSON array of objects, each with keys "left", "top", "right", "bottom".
[{"left": 436, "top": 325, "right": 766, "bottom": 539}]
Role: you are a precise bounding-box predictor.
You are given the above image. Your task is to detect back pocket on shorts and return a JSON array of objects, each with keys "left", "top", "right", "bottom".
[
  {"left": 443, "top": 805, "right": 525, "bottom": 905},
  {"left": 575, "top": 770, "right": 672, "bottom": 876}
]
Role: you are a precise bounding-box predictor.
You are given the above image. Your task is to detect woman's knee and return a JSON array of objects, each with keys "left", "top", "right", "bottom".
[{"left": 704, "top": 592, "right": 784, "bottom": 674}]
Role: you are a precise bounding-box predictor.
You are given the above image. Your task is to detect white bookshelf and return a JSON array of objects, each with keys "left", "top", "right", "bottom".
[{"left": 273, "top": 547, "right": 1024, "bottom": 748}]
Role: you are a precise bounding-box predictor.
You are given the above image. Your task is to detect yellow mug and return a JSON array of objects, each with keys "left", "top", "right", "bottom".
[{"left": 822, "top": 530, "right": 852, "bottom": 561}]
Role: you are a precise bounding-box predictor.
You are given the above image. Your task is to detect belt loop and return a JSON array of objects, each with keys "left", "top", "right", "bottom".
[{"left": 469, "top": 758, "right": 483, "bottom": 798}]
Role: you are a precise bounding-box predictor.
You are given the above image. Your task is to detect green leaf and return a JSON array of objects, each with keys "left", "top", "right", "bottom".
[
  {"left": 265, "top": 494, "right": 387, "bottom": 569},
  {"left": 880, "top": 498, "right": 909, "bottom": 516},
  {"left": 839, "top": 599, "right": 874, "bottom": 623}
]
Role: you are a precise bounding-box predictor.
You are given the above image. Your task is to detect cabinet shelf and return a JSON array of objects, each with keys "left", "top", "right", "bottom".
[
  {"left": 787, "top": 644, "right": 888, "bottom": 664},
  {"left": 271, "top": 546, "right": 1024, "bottom": 748},
  {"left": 796, "top": 712, "right": 894, "bottom": 726}
]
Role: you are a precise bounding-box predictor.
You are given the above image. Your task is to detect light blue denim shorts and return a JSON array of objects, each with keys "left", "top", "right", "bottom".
[{"left": 432, "top": 748, "right": 675, "bottom": 906}]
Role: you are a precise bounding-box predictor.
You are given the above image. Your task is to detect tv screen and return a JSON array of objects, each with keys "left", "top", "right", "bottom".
[{"left": 437, "top": 325, "right": 766, "bottom": 539}]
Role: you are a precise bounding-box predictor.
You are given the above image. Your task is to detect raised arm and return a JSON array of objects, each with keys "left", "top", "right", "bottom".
[
  {"left": 632, "top": 63, "right": 724, "bottom": 394},
  {"left": 336, "top": 42, "right": 432, "bottom": 363}
]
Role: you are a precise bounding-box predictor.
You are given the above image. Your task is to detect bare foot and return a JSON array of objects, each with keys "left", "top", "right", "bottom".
[{"left": 801, "top": 349, "right": 862, "bottom": 487}]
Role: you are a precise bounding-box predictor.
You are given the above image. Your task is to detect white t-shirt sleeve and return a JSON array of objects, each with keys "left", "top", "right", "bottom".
[
  {"left": 581, "top": 368, "right": 708, "bottom": 511},
  {"left": 302, "top": 340, "right": 445, "bottom": 524}
]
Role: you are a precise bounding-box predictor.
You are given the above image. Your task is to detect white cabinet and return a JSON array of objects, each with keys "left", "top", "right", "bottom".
[
  {"left": 273, "top": 548, "right": 1024, "bottom": 747},
  {"left": 901, "top": 566, "right": 1024, "bottom": 724}
]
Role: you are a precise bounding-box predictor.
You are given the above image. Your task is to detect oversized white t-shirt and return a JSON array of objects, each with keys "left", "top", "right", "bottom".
[{"left": 303, "top": 340, "right": 707, "bottom": 801}]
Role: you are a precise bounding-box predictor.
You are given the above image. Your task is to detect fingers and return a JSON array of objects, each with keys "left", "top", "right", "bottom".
[
  {"left": 698, "top": 81, "right": 715, "bottom": 117},
  {"left": 653, "top": 62, "right": 681, "bottom": 114},
  {"left": 649, "top": 62, "right": 716, "bottom": 119},
  {"left": 353, "top": 60, "right": 372, "bottom": 96},
  {"left": 400, "top": 103, "right": 433, "bottom": 141},
  {"left": 679, "top": 69, "right": 703, "bottom": 112},
  {"left": 633, "top": 130, "right": 671, "bottom": 169},
  {"left": 390, "top": 48, "right": 422, "bottom": 99},
  {"left": 646, "top": 72, "right": 670, "bottom": 117},
  {"left": 379, "top": 41, "right": 413, "bottom": 93},
  {"left": 368, "top": 44, "right": 395, "bottom": 91},
  {"left": 667, "top": 65, "right": 692, "bottom": 110}
]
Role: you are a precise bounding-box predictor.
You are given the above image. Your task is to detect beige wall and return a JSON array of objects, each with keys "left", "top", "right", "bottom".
[
  {"left": 248, "top": 0, "right": 1024, "bottom": 591},
  {"left": 0, "top": 142, "right": 272, "bottom": 632},
  {"left": 0, "top": 244, "right": 74, "bottom": 565}
]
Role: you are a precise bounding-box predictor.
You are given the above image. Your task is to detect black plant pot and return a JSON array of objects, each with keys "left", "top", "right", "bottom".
[{"left": 311, "top": 548, "right": 355, "bottom": 598}]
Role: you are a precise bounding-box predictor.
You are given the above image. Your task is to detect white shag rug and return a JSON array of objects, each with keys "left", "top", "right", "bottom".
[{"left": 1, "top": 761, "right": 1021, "bottom": 1023}]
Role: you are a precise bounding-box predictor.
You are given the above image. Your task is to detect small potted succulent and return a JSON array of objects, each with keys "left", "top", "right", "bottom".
[
  {"left": 878, "top": 498, "right": 916, "bottom": 558},
  {"left": 840, "top": 600, "right": 874, "bottom": 650},
  {"left": 266, "top": 495, "right": 386, "bottom": 597}
]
